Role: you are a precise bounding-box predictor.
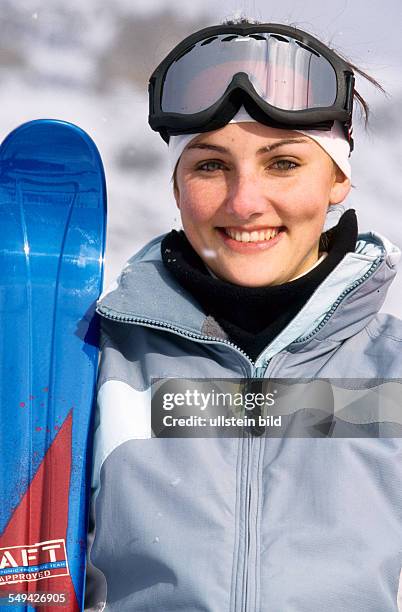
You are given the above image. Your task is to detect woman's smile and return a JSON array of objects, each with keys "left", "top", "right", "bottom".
[{"left": 216, "top": 225, "right": 285, "bottom": 252}]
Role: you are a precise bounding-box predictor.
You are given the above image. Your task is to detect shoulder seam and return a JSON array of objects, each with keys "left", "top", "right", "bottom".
[{"left": 366, "top": 319, "right": 402, "bottom": 342}]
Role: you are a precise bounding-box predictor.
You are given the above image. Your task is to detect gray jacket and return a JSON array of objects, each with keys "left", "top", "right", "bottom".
[{"left": 85, "top": 230, "right": 402, "bottom": 612}]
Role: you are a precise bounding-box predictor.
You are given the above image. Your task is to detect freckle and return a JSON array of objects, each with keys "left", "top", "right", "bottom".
[
  {"left": 42, "top": 387, "right": 49, "bottom": 393},
  {"left": 19, "top": 402, "right": 26, "bottom": 408},
  {"left": 35, "top": 427, "right": 42, "bottom": 432}
]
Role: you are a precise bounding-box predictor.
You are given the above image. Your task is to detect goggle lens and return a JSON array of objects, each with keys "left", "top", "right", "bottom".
[{"left": 161, "top": 33, "right": 337, "bottom": 114}]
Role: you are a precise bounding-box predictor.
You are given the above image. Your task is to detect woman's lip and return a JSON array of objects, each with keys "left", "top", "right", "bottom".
[
  {"left": 222, "top": 225, "right": 282, "bottom": 232},
  {"left": 216, "top": 227, "right": 285, "bottom": 252}
]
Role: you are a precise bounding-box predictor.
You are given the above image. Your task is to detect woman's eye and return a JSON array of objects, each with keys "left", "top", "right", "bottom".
[
  {"left": 196, "top": 160, "right": 225, "bottom": 172},
  {"left": 270, "top": 159, "right": 298, "bottom": 171}
]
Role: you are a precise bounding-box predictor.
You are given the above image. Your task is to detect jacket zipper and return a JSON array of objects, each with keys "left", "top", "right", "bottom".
[
  {"left": 242, "top": 429, "right": 253, "bottom": 610},
  {"left": 242, "top": 362, "right": 268, "bottom": 611}
]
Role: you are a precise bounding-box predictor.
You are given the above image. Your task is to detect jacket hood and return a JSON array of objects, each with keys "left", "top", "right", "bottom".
[{"left": 97, "top": 231, "right": 400, "bottom": 360}]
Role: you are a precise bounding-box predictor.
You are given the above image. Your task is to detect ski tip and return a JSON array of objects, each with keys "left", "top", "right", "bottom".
[{"left": 0, "top": 119, "right": 105, "bottom": 179}]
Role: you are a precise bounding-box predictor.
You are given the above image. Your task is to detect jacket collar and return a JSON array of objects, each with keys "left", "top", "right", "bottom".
[{"left": 97, "top": 231, "right": 400, "bottom": 363}]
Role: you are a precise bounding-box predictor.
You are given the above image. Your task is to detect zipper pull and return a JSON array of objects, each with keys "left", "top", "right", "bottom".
[
  {"left": 254, "top": 364, "right": 267, "bottom": 378},
  {"left": 248, "top": 366, "right": 268, "bottom": 437}
]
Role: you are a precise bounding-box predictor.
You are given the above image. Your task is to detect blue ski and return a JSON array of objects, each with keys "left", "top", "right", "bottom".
[{"left": 0, "top": 119, "right": 107, "bottom": 610}]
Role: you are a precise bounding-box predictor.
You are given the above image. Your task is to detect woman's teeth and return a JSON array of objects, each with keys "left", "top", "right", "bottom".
[{"left": 224, "top": 228, "right": 279, "bottom": 242}]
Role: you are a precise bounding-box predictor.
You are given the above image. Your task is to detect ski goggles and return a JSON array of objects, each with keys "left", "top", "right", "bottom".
[{"left": 148, "top": 23, "right": 355, "bottom": 149}]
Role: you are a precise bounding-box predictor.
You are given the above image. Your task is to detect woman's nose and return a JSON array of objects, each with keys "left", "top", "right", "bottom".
[{"left": 224, "top": 171, "right": 269, "bottom": 220}]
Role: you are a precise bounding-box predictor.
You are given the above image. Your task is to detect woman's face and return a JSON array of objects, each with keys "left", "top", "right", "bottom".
[{"left": 174, "top": 122, "right": 351, "bottom": 287}]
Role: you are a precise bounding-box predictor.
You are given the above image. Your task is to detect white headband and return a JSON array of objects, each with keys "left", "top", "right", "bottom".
[{"left": 168, "top": 106, "right": 351, "bottom": 180}]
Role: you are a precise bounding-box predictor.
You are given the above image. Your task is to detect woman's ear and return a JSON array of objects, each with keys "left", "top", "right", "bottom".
[
  {"left": 172, "top": 166, "right": 181, "bottom": 209},
  {"left": 329, "top": 165, "right": 351, "bottom": 205},
  {"left": 173, "top": 183, "right": 180, "bottom": 210}
]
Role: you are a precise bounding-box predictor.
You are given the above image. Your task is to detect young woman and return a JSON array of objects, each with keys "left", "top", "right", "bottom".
[{"left": 85, "top": 21, "right": 402, "bottom": 611}]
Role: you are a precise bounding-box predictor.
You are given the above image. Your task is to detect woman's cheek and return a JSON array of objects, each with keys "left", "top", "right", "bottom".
[
  {"left": 181, "top": 188, "right": 223, "bottom": 224},
  {"left": 285, "top": 196, "right": 328, "bottom": 224},
  {"left": 181, "top": 199, "right": 212, "bottom": 224}
]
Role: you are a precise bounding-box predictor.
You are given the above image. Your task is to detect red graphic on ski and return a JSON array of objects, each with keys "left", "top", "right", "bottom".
[{"left": 0, "top": 411, "right": 79, "bottom": 611}]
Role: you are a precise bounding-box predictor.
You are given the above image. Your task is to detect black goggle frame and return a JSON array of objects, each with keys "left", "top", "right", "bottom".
[{"left": 148, "top": 23, "right": 355, "bottom": 151}]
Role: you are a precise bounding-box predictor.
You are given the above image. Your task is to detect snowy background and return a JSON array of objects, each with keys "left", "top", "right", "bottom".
[{"left": 1, "top": 0, "right": 401, "bottom": 315}]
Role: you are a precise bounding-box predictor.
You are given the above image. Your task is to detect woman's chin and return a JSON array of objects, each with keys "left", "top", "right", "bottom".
[{"left": 209, "top": 266, "right": 285, "bottom": 287}]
